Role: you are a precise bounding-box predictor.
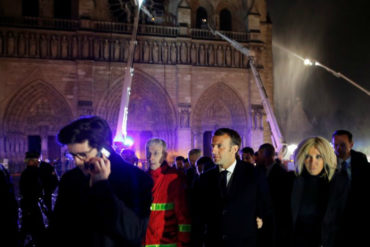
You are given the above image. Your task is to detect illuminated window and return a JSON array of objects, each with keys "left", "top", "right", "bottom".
[{"left": 196, "top": 7, "right": 208, "bottom": 29}]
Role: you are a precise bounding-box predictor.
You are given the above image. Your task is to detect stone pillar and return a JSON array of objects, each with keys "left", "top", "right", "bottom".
[
  {"left": 41, "top": 135, "right": 48, "bottom": 161},
  {"left": 40, "top": 126, "right": 49, "bottom": 161},
  {"left": 76, "top": 61, "right": 94, "bottom": 116},
  {"left": 177, "top": 103, "right": 191, "bottom": 154},
  {"left": 0, "top": 136, "right": 4, "bottom": 158},
  {"left": 177, "top": 0, "right": 191, "bottom": 27},
  {"left": 251, "top": 105, "right": 264, "bottom": 150}
]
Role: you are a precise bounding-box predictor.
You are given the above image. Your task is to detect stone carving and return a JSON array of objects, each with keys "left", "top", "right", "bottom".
[
  {"left": 251, "top": 104, "right": 264, "bottom": 130},
  {"left": 192, "top": 82, "right": 248, "bottom": 132},
  {"left": 7, "top": 32, "right": 15, "bottom": 56},
  {"left": 178, "top": 103, "right": 191, "bottom": 128},
  {"left": 0, "top": 30, "right": 260, "bottom": 69}
]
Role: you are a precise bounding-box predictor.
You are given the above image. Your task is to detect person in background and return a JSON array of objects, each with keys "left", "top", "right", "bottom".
[
  {"left": 256, "top": 143, "right": 294, "bottom": 247},
  {"left": 331, "top": 130, "right": 370, "bottom": 247},
  {"left": 175, "top": 156, "right": 186, "bottom": 171},
  {"left": 120, "top": 149, "right": 139, "bottom": 166},
  {"left": 19, "top": 152, "right": 47, "bottom": 246},
  {"left": 195, "top": 156, "right": 215, "bottom": 175},
  {"left": 241, "top": 146, "right": 255, "bottom": 164},
  {"left": 143, "top": 138, "right": 191, "bottom": 247},
  {"left": 0, "top": 162, "right": 19, "bottom": 247}
]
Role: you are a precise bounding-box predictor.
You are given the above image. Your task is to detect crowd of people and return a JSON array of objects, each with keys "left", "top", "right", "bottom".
[{"left": 0, "top": 115, "right": 369, "bottom": 247}]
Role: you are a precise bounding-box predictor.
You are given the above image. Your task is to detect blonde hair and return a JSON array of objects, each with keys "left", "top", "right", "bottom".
[{"left": 294, "top": 136, "right": 337, "bottom": 181}]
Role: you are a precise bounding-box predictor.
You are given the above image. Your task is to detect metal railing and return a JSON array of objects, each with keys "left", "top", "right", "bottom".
[
  {"left": 191, "top": 28, "right": 249, "bottom": 42},
  {"left": 0, "top": 16, "right": 249, "bottom": 42}
]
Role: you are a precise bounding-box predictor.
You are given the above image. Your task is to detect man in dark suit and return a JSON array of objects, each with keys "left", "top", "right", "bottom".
[
  {"left": 192, "top": 128, "right": 272, "bottom": 247},
  {"left": 256, "top": 143, "right": 294, "bottom": 247},
  {"left": 332, "top": 129, "right": 370, "bottom": 247}
]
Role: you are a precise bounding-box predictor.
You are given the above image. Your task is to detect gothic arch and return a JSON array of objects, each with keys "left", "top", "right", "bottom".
[
  {"left": 3, "top": 80, "right": 73, "bottom": 135},
  {"left": 191, "top": 82, "right": 248, "bottom": 135},
  {"left": 96, "top": 70, "right": 177, "bottom": 151},
  {"left": 191, "top": 0, "right": 214, "bottom": 28}
]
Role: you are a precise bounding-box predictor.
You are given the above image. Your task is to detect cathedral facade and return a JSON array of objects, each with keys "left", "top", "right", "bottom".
[{"left": 0, "top": 0, "right": 274, "bottom": 164}]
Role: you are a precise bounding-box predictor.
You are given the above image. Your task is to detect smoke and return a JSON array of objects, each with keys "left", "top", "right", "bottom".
[{"left": 267, "top": 0, "right": 370, "bottom": 155}]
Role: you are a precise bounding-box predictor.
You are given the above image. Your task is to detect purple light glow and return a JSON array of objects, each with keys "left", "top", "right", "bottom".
[{"left": 123, "top": 136, "right": 134, "bottom": 147}]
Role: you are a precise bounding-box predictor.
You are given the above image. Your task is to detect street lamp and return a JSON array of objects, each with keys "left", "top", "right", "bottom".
[{"left": 304, "top": 58, "right": 370, "bottom": 96}]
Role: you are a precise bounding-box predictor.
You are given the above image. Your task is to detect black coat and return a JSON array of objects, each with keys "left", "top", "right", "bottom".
[
  {"left": 192, "top": 161, "right": 273, "bottom": 247},
  {"left": 291, "top": 168, "right": 354, "bottom": 247},
  {"left": 50, "top": 150, "right": 153, "bottom": 247},
  {"left": 291, "top": 171, "right": 329, "bottom": 247},
  {"left": 334, "top": 149, "right": 370, "bottom": 247},
  {"left": 0, "top": 164, "right": 18, "bottom": 247},
  {"left": 259, "top": 163, "right": 294, "bottom": 247}
]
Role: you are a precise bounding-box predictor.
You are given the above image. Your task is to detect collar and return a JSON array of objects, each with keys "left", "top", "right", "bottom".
[
  {"left": 266, "top": 162, "right": 275, "bottom": 176},
  {"left": 339, "top": 156, "right": 351, "bottom": 167},
  {"left": 219, "top": 159, "right": 237, "bottom": 175}
]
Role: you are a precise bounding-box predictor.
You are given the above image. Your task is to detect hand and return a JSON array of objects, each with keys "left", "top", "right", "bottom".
[
  {"left": 256, "top": 217, "right": 263, "bottom": 229},
  {"left": 84, "top": 155, "right": 111, "bottom": 187}
]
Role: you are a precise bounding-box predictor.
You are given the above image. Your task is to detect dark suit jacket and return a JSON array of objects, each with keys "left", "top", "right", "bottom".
[
  {"left": 335, "top": 149, "right": 370, "bottom": 247},
  {"left": 192, "top": 160, "right": 272, "bottom": 247},
  {"left": 259, "top": 163, "right": 294, "bottom": 247}
]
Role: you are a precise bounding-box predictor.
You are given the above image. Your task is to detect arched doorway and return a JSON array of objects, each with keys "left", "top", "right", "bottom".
[
  {"left": 220, "top": 8, "right": 232, "bottom": 31},
  {"left": 191, "top": 82, "right": 248, "bottom": 149},
  {"left": 196, "top": 7, "right": 208, "bottom": 29},
  {"left": 2, "top": 80, "right": 73, "bottom": 163},
  {"left": 96, "top": 70, "right": 177, "bottom": 160}
]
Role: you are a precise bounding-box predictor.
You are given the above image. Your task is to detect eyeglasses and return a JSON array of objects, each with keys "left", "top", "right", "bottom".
[{"left": 69, "top": 148, "right": 95, "bottom": 161}]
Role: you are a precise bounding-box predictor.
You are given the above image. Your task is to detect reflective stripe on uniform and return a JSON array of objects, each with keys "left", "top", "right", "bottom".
[
  {"left": 150, "top": 202, "right": 174, "bottom": 211},
  {"left": 178, "top": 224, "right": 191, "bottom": 232},
  {"left": 144, "top": 244, "right": 177, "bottom": 247}
]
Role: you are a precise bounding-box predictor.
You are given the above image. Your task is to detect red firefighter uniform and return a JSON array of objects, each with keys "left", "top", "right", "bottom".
[{"left": 143, "top": 163, "right": 191, "bottom": 247}]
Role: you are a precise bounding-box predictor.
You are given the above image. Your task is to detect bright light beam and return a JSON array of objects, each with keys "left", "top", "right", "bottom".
[
  {"left": 137, "top": 0, "right": 144, "bottom": 8},
  {"left": 314, "top": 61, "right": 370, "bottom": 96},
  {"left": 273, "top": 43, "right": 370, "bottom": 97},
  {"left": 304, "top": 59, "right": 313, "bottom": 66}
]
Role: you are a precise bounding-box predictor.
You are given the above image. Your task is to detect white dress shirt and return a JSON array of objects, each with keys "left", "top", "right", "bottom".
[{"left": 218, "top": 160, "right": 237, "bottom": 186}]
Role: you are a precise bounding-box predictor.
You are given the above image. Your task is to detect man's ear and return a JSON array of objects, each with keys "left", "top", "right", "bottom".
[
  {"left": 232, "top": 145, "right": 239, "bottom": 154},
  {"left": 349, "top": 141, "right": 354, "bottom": 149}
]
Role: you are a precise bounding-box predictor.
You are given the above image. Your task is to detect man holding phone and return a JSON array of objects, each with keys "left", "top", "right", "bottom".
[{"left": 50, "top": 116, "right": 153, "bottom": 247}]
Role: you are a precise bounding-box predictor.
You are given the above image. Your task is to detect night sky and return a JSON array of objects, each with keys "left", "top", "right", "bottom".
[{"left": 267, "top": 0, "right": 370, "bottom": 155}]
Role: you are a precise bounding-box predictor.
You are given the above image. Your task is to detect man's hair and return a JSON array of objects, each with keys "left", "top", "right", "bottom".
[
  {"left": 188, "top": 149, "right": 201, "bottom": 157},
  {"left": 258, "top": 143, "right": 275, "bottom": 158},
  {"left": 332, "top": 129, "right": 353, "bottom": 142},
  {"left": 294, "top": 136, "right": 337, "bottom": 181},
  {"left": 241, "top": 147, "right": 254, "bottom": 155},
  {"left": 145, "top": 138, "right": 167, "bottom": 160},
  {"left": 213, "top": 128, "right": 242, "bottom": 151},
  {"left": 25, "top": 151, "right": 40, "bottom": 159},
  {"left": 57, "top": 116, "right": 112, "bottom": 148},
  {"left": 175, "top": 156, "right": 185, "bottom": 161},
  {"left": 196, "top": 156, "right": 215, "bottom": 172}
]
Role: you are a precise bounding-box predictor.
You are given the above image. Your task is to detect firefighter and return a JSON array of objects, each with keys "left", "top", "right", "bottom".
[{"left": 143, "top": 138, "right": 191, "bottom": 247}]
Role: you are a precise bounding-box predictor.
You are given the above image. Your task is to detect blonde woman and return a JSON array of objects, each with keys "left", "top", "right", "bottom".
[{"left": 291, "top": 136, "right": 349, "bottom": 247}]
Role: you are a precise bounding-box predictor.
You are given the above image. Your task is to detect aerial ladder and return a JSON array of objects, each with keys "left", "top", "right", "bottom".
[{"left": 208, "top": 25, "right": 284, "bottom": 151}]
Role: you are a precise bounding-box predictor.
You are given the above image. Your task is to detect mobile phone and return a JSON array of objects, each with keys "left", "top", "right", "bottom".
[
  {"left": 98, "top": 147, "right": 111, "bottom": 158},
  {"left": 84, "top": 147, "right": 111, "bottom": 170}
]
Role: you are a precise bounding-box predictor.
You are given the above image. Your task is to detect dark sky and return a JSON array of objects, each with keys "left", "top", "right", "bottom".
[{"left": 267, "top": 0, "right": 370, "bottom": 155}]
